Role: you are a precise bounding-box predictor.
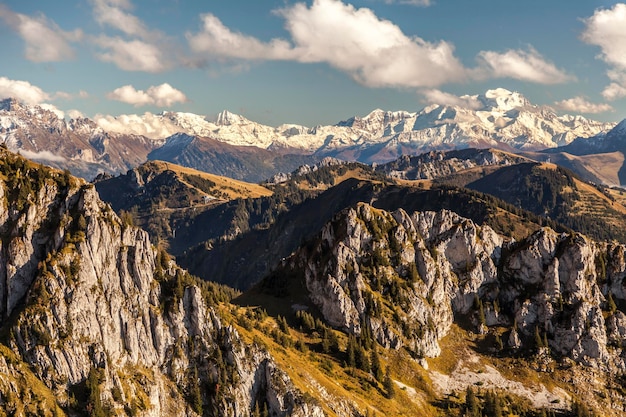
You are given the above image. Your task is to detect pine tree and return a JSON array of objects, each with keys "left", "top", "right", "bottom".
[
  {"left": 346, "top": 335, "right": 357, "bottom": 368},
  {"left": 189, "top": 365, "right": 203, "bottom": 415},
  {"left": 356, "top": 345, "right": 370, "bottom": 372},
  {"left": 383, "top": 366, "right": 395, "bottom": 399},
  {"left": 371, "top": 348, "right": 383, "bottom": 382},
  {"left": 465, "top": 386, "right": 479, "bottom": 417}
]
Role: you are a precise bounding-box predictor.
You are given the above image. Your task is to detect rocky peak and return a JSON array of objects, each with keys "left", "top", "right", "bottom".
[
  {"left": 216, "top": 110, "right": 248, "bottom": 126},
  {"left": 273, "top": 200, "right": 626, "bottom": 373}
]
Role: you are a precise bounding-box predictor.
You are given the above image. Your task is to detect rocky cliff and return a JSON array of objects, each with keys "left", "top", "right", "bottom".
[
  {"left": 0, "top": 148, "right": 323, "bottom": 416},
  {"left": 278, "top": 202, "right": 626, "bottom": 375}
]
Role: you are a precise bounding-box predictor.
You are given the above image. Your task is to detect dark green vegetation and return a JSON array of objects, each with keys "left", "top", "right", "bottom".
[{"left": 465, "top": 162, "right": 626, "bottom": 242}]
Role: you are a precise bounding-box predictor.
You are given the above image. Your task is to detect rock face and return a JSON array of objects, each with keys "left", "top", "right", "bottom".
[
  {"left": 0, "top": 149, "right": 322, "bottom": 416},
  {"left": 281, "top": 202, "right": 626, "bottom": 369}
]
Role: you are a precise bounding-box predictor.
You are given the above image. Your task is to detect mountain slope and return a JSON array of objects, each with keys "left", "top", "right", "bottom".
[
  {"left": 147, "top": 133, "right": 317, "bottom": 182},
  {"left": 94, "top": 160, "right": 273, "bottom": 251},
  {"left": 0, "top": 148, "right": 324, "bottom": 416},
  {"left": 465, "top": 162, "right": 626, "bottom": 241},
  {"left": 245, "top": 202, "right": 626, "bottom": 416}
]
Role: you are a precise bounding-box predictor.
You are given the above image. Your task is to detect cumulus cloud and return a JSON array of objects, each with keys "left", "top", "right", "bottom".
[
  {"left": 67, "top": 109, "right": 85, "bottom": 119},
  {"left": 420, "top": 89, "right": 482, "bottom": 109},
  {"left": 476, "top": 47, "right": 573, "bottom": 84},
  {"left": 94, "top": 112, "right": 178, "bottom": 139},
  {"left": 106, "top": 83, "right": 188, "bottom": 107},
  {"left": 187, "top": 0, "right": 572, "bottom": 90},
  {"left": 91, "top": 0, "right": 150, "bottom": 38},
  {"left": 0, "top": 77, "right": 50, "bottom": 104},
  {"left": 0, "top": 4, "right": 82, "bottom": 62},
  {"left": 54, "top": 90, "right": 89, "bottom": 100},
  {"left": 94, "top": 36, "right": 168, "bottom": 72},
  {"left": 187, "top": 14, "right": 293, "bottom": 61},
  {"left": 582, "top": 3, "right": 626, "bottom": 101},
  {"left": 554, "top": 96, "right": 613, "bottom": 114},
  {"left": 88, "top": 0, "right": 175, "bottom": 72},
  {"left": 582, "top": 4, "right": 626, "bottom": 70},
  {"left": 187, "top": 0, "right": 467, "bottom": 88}
]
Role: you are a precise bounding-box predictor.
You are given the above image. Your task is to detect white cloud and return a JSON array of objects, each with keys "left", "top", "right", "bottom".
[
  {"left": 187, "top": 0, "right": 467, "bottom": 88},
  {"left": 18, "top": 150, "right": 66, "bottom": 163},
  {"left": 582, "top": 3, "right": 626, "bottom": 70},
  {"left": 603, "top": 83, "right": 626, "bottom": 101},
  {"left": 88, "top": 0, "right": 175, "bottom": 72},
  {"left": 187, "top": 0, "right": 573, "bottom": 90},
  {"left": 94, "top": 36, "right": 168, "bottom": 72},
  {"left": 476, "top": 47, "right": 573, "bottom": 84},
  {"left": 67, "top": 109, "right": 85, "bottom": 119},
  {"left": 582, "top": 3, "right": 626, "bottom": 101},
  {"left": 421, "top": 89, "right": 482, "bottom": 109},
  {"left": 0, "top": 77, "right": 50, "bottom": 104},
  {"left": 91, "top": 0, "right": 150, "bottom": 38},
  {"left": 554, "top": 96, "right": 613, "bottom": 114},
  {"left": 54, "top": 90, "right": 89, "bottom": 100},
  {"left": 0, "top": 4, "right": 82, "bottom": 62},
  {"left": 187, "top": 14, "right": 294, "bottom": 61},
  {"left": 106, "top": 83, "right": 187, "bottom": 107},
  {"left": 94, "top": 112, "right": 179, "bottom": 139}
]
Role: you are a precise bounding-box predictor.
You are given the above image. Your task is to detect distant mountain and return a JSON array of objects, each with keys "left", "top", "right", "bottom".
[
  {"left": 147, "top": 133, "right": 317, "bottom": 182},
  {"left": 542, "top": 120, "right": 626, "bottom": 185},
  {"left": 0, "top": 98, "right": 162, "bottom": 179},
  {"left": 0, "top": 91, "right": 616, "bottom": 183},
  {"left": 88, "top": 88, "right": 616, "bottom": 163},
  {"left": 376, "top": 148, "right": 532, "bottom": 182},
  {"left": 549, "top": 119, "right": 626, "bottom": 155}
]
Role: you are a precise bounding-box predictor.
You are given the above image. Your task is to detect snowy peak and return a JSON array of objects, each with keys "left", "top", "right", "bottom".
[
  {"left": 337, "top": 108, "right": 414, "bottom": 131},
  {"left": 479, "top": 88, "right": 531, "bottom": 111},
  {"left": 216, "top": 110, "right": 249, "bottom": 126}
]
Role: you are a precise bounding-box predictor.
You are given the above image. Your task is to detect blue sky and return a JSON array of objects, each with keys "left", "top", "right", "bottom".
[{"left": 0, "top": 0, "right": 625, "bottom": 126}]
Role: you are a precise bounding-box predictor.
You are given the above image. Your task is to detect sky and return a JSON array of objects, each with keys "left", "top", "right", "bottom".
[{"left": 0, "top": 0, "right": 625, "bottom": 127}]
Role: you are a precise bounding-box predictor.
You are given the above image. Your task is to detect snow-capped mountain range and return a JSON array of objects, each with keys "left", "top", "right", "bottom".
[
  {"left": 0, "top": 89, "right": 618, "bottom": 179},
  {"left": 97, "top": 88, "right": 614, "bottom": 157}
]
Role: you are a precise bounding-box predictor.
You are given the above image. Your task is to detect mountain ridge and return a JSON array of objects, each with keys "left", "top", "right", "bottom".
[{"left": 0, "top": 90, "right": 617, "bottom": 182}]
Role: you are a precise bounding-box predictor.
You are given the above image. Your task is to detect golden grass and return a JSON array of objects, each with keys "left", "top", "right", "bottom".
[
  {"left": 146, "top": 160, "right": 273, "bottom": 199},
  {"left": 221, "top": 304, "right": 437, "bottom": 417}
]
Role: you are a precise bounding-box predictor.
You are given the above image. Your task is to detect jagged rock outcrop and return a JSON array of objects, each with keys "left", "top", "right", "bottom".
[
  {"left": 0, "top": 149, "right": 323, "bottom": 416},
  {"left": 279, "top": 202, "right": 626, "bottom": 370}
]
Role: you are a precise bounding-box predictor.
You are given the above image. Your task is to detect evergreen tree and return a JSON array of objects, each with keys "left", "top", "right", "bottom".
[
  {"left": 346, "top": 335, "right": 357, "bottom": 368},
  {"left": 383, "top": 366, "right": 395, "bottom": 399},
  {"left": 189, "top": 365, "right": 203, "bottom": 415},
  {"left": 356, "top": 345, "right": 370, "bottom": 372},
  {"left": 465, "top": 386, "right": 479, "bottom": 417},
  {"left": 371, "top": 348, "right": 383, "bottom": 382}
]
